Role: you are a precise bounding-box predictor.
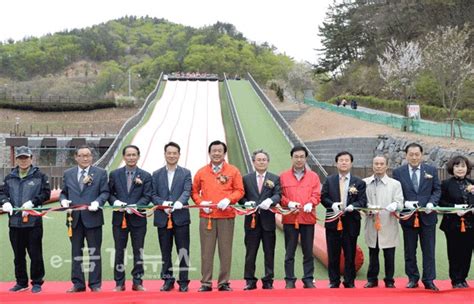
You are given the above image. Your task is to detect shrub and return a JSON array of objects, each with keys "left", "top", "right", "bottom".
[{"left": 0, "top": 100, "right": 116, "bottom": 111}]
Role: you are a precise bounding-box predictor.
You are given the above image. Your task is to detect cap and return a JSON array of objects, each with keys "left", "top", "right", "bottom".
[{"left": 15, "top": 146, "right": 33, "bottom": 158}]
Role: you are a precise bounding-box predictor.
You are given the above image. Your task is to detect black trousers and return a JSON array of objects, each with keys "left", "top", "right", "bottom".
[
  {"left": 113, "top": 224, "right": 146, "bottom": 286},
  {"left": 70, "top": 219, "right": 102, "bottom": 289},
  {"left": 244, "top": 221, "right": 276, "bottom": 284},
  {"left": 444, "top": 229, "right": 474, "bottom": 285},
  {"left": 157, "top": 224, "right": 190, "bottom": 285},
  {"left": 402, "top": 224, "right": 436, "bottom": 284},
  {"left": 283, "top": 224, "right": 314, "bottom": 283},
  {"left": 367, "top": 241, "right": 395, "bottom": 284},
  {"left": 326, "top": 229, "right": 358, "bottom": 285},
  {"left": 9, "top": 226, "right": 45, "bottom": 287}
]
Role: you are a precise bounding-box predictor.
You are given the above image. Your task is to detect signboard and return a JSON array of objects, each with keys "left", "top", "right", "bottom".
[{"left": 407, "top": 104, "right": 421, "bottom": 119}]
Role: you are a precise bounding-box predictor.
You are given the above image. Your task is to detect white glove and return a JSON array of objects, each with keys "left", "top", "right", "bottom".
[
  {"left": 22, "top": 200, "right": 34, "bottom": 209},
  {"left": 244, "top": 201, "right": 256, "bottom": 208},
  {"left": 385, "top": 202, "right": 398, "bottom": 213},
  {"left": 425, "top": 203, "right": 434, "bottom": 214},
  {"left": 345, "top": 205, "right": 354, "bottom": 212},
  {"left": 172, "top": 201, "right": 183, "bottom": 211},
  {"left": 303, "top": 203, "right": 313, "bottom": 213},
  {"left": 201, "top": 201, "right": 212, "bottom": 214},
  {"left": 331, "top": 202, "right": 342, "bottom": 213},
  {"left": 2, "top": 202, "right": 13, "bottom": 215},
  {"left": 455, "top": 204, "right": 468, "bottom": 217},
  {"left": 404, "top": 201, "right": 418, "bottom": 210},
  {"left": 288, "top": 201, "right": 300, "bottom": 210},
  {"left": 163, "top": 201, "right": 173, "bottom": 215},
  {"left": 61, "top": 199, "right": 72, "bottom": 208},
  {"left": 88, "top": 201, "right": 99, "bottom": 212},
  {"left": 217, "top": 198, "right": 231, "bottom": 210},
  {"left": 113, "top": 200, "right": 127, "bottom": 211},
  {"left": 260, "top": 198, "right": 273, "bottom": 210}
]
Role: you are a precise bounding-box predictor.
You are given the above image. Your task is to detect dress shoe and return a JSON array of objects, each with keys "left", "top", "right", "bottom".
[
  {"left": 364, "top": 281, "right": 378, "bottom": 288},
  {"left": 178, "top": 285, "right": 188, "bottom": 292},
  {"left": 303, "top": 282, "right": 315, "bottom": 289},
  {"left": 66, "top": 286, "right": 86, "bottom": 293},
  {"left": 132, "top": 284, "right": 146, "bottom": 291},
  {"left": 198, "top": 285, "right": 212, "bottom": 292},
  {"left": 9, "top": 284, "right": 29, "bottom": 292},
  {"left": 31, "top": 285, "right": 42, "bottom": 293},
  {"left": 461, "top": 281, "right": 469, "bottom": 288},
  {"left": 218, "top": 283, "right": 232, "bottom": 291},
  {"left": 452, "top": 283, "right": 464, "bottom": 289},
  {"left": 328, "top": 283, "right": 340, "bottom": 288},
  {"left": 285, "top": 281, "right": 296, "bottom": 289},
  {"left": 262, "top": 282, "right": 273, "bottom": 290},
  {"left": 424, "top": 283, "right": 439, "bottom": 291},
  {"left": 406, "top": 281, "right": 419, "bottom": 289},
  {"left": 385, "top": 282, "right": 396, "bottom": 288},
  {"left": 112, "top": 285, "right": 125, "bottom": 292},
  {"left": 343, "top": 282, "right": 355, "bottom": 288},
  {"left": 160, "top": 281, "right": 174, "bottom": 291},
  {"left": 90, "top": 287, "right": 101, "bottom": 292},
  {"left": 243, "top": 283, "right": 257, "bottom": 290}
]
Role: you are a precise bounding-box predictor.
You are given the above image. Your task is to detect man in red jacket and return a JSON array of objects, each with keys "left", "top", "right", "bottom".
[
  {"left": 280, "top": 145, "right": 321, "bottom": 289},
  {"left": 192, "top": 140, "right": 244, "bottom": 292}
]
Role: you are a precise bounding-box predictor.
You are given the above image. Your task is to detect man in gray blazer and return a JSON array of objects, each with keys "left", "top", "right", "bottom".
[
  {"left": 60, "top": 145, "right": 109, "bottom": 293},
  {"left": 108, "top": 145, "right": 152, "bottom": 292},
  {"left": 152, "top": 142, "right": 192, "bottom": 292},
  {"left": 239, "top": 149, "right": 281, "bottom": 290}
]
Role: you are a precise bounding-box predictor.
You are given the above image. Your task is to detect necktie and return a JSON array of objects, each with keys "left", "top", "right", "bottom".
[
  {"left": 257, "top": 175, "right": 264, "bottom": 193},
  {"left": 339, "top": 176, "right": 347, "bottom": 208},
  {"left": 127, "top": 171, "right": 133, "bottom": 192},
  {"left": 374, "top": 176, "right": 380, "bottom": 186},
  {"left": 213, "top": 166, "right": 219, "bottom": 173},
  {"left": 79, "top": 169, "right": 86, "bottom": 191},
  {"left": 411, "top": 167, "right": 419, "bottom": 192}
]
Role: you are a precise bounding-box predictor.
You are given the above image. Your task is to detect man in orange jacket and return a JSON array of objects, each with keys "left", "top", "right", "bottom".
[
  {"left": 280, "top": 145, "right": 321, "bottom": 289},
  {"left": 192, "top": 140, "right": 244, "bottom": 292}
]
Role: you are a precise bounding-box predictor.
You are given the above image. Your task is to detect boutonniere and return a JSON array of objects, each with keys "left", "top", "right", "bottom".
[
  {"left": 348, "top": 184, "right": 358, "bottom": 195},
  {"left": 134, "top": 175, "right": 143, "bottom": 185},
  {"left": 424, "top": 172, "right": 433, "bottom": 179},
  {"left": 265, "top": 179, "right": 274, "bottom": 189},
  {"left": 466, "top": 184, "right": 474, "bottom": 194},
  {"left": 217, "top": 174, "right": 229, "bottom": 184},
  {"left": 83, "top": 174, "right": 93, "bottom": 186}
]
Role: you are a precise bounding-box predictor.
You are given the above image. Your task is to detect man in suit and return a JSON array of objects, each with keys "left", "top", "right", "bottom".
[
  {"left": 280, "top": 145, "right": 321, "bottom": 289},
  {"left": 152, "top": 142, "right": 192, "bottom": 292},
  {"left": 192, "top": 140, "right": 244, "bottom": 292},
  {"left": 322, "top": 151, "right": 367, "bottom": 288},
  {"left": 108, "top": 145, "right": 152, "bottom": 292},
  {"left": 392, "top": 143, "right": 441, "bottom": 291},
  {"left": 239, "top": 149, "right": 281, "bottom": 290},
  {"left": 0, "top": 146, "right": 50, "bottom": 293},
  {"left": 363, "top": 155, "right": 404, "bottom": 288},
  {"left": 60, "top": 145, "right": 109, "bottom": 293}
]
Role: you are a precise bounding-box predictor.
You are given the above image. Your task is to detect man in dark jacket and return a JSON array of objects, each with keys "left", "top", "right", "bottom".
[
  {"left": 0, "top": 146, "right": 51, "bottom": 293},
  {"left": 108, "top": 145, "right": 152, "bottom": 292}
]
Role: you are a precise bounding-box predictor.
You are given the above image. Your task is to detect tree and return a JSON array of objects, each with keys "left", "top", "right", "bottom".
[
  {"left": 377, "top": 38, "right": 423, "bottom": 102},
  {"left": 287, "top": 62, "right": 315, "bottom": 100},
  {"left": 423, "top": 25, "right": 473, "bottom": 138}
]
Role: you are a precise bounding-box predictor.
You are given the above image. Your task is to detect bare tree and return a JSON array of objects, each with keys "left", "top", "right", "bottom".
[
  {"left": 288, "top": 62, "right": 315, "bottom": 101},
  {"left": 423, "top": 25, "right": 473, "bottom": 138}
]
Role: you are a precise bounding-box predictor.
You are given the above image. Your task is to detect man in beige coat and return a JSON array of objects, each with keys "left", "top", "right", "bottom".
[{"left": 363, "top": 156, "right": 404, "bottom": 288}]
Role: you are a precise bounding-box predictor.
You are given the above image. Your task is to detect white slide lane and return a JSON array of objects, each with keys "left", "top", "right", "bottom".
[{"left": 129, "top": 80, "right": 226, "bottom": 175}]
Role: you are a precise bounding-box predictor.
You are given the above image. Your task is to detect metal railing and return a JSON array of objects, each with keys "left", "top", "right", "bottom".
[
  {"left": 94, "top": 73, "right": 164, "bottom": 169},
  {"left": 223, "top": 74, "right": 253, "bottom": 173},
  {"left": 246, "top": 73, "right": 328, "bottom": 179}
]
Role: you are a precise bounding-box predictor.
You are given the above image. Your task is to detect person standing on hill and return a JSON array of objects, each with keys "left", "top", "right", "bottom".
[
  {"left": 0, "top": 146, "right": 51, "bottom": 293},
  {"left": 279, "top": 145, "right": 321, "bottom": 289},
  {"left": 192, "top": 140, "right": 244, "bottom": 292}
]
